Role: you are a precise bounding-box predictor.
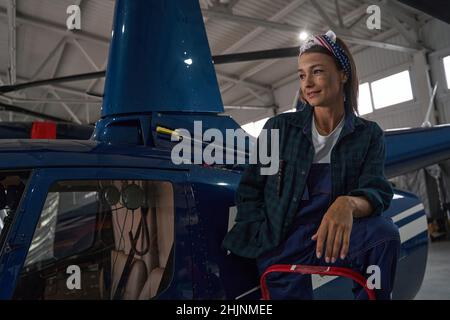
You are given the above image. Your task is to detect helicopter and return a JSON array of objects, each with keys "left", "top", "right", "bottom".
[{"left": 0, "top": 0, "right": 449, "bottom": 300}]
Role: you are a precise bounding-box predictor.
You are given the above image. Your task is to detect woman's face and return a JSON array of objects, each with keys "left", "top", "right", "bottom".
[{"left": 298, "top": 52, "right": 347, "bottom": 108}]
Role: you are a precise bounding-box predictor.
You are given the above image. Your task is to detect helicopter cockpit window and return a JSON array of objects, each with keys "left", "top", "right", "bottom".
[
  {"left": 13, "top": 180, "right": 175, "bottom": 300},
  {"left": 0, "top": 171, "right": 29, "bottom": 239}
]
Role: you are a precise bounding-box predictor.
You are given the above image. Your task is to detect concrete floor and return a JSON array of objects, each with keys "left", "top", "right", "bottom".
[{"left": 415, "top": 239, "right": 450, "bottom": 300}]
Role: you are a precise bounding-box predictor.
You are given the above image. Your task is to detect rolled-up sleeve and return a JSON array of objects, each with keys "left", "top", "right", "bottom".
[{"left": 347, "top": 123, "right": 393, "bottom": 216}]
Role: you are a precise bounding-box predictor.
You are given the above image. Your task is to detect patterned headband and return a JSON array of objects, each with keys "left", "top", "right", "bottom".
[{"left": 299, "top": 30, "right": 351, "bottom": 77}]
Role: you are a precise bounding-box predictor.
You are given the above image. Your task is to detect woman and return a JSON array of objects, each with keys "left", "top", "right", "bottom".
[{"left": 222, "top": 30, "right": 400, "bottom": 300}]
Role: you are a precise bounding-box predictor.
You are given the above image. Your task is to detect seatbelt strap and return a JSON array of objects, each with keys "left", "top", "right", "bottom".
[{"left": 112, "top": 207, "right": 148, "bottom": 300}]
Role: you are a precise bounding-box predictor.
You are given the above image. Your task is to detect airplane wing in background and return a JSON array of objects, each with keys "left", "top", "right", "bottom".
[{"left": 385, "top": 125, "right": 450, "bottom": 178}]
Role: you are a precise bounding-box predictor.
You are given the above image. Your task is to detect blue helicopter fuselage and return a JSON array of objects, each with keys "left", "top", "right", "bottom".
[{"left": 0, "top": 136, "right": 427, "bottom": 299}]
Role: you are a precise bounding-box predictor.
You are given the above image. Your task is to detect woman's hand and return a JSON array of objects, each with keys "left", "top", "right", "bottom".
[{"left": 311, "top": 196, "right": 354, "bottom": 263}]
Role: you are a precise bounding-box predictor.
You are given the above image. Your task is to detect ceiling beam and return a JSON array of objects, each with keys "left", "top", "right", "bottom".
[
  {"left": 7, "top": 0, "right": 17, "bottom": 85},
  {"left": 376, "top": 0, "right": 421, "bottom": 30},
  {"left": 23, "top": 39, "right": 68, "bottom": 121},
  {"left": 351, "top": 27, "right": 399, "bottom": 54},
  {"left": 340, "top": 3, "right": 371, "bottom": 29},
  {"left": 387, "top": 15, "right": 422, "bottom": 48},
  {"left": 221, "top": 60, "right": 277, "bottom": 95},
  {"left": 71, "top": 39, "right": 107, "bottom": 95},
  {"left": 202, "top": 9, "right": 303, "bottom": 32},
  {"left": 227, "top": 0, "right": 240, "bottom": 10},
  {"left": 203, "top": 8, "right": 418, "bottom": 53},
  {"left": 72, "top": 39, "right": 101, "bottom": 71},
  {"left": 85, "top": 104, "right": 90, "bottom": 124},
  {"left": 379, "top": 1, "right": 429, "bottom": 50},
  {"left": 87, "top": 59, "right": 107, "bottom": 93},
  {"left": 0, "top": 95, "right": 12, "bottom": 104},
  {"left": 50, "top": 89, "right": 82, "bottom": 124},
  {"left": 334, "top": 0, "right": 344, "bottom": 28},
  {"left": 30, "top": 37, "right": 67, "bottom": 81},
  {"left": 0, "top": 6, "right": 110, "bottom": 46},
  {"left": 340, "top": 34, "right": 418, "bottom": 53},
  {"left": 217, "top": 72, "right": 273, "bottom": 104},
  {"left": 0, "top": 72, "right": 102, "bottom": 100},
  {"left": 220, "top": 0, "right": 308, "bottom": 54},
  {"left": 243, "top": 87, "right": 272, "bottom": 104},
  {"left": 346, "top": 10, "right": 368, "bottom": 30},
  {"left": 309, "top": 0, "right": 345, "bottom": 33},
  {"left": 8, "top": 97, "right": 100, "bottom": 104},
  {"left": 229, "top": 89, "right": 265, "bottom": 107},
  {"left": 216, "top": 71, "right": 271, "bottom": 92}
]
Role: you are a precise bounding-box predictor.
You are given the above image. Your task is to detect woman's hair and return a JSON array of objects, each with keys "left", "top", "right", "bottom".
[{"left": 299, "top": 37, "right": 359, "bottom": 114}]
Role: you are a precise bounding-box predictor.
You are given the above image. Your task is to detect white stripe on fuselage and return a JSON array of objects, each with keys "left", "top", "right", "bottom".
[
  {"left": 391, "top": 204, "right": 424, "bottom": 223},
  {"left": 398, "top": 215, "right": 428, "bottom": 243}
]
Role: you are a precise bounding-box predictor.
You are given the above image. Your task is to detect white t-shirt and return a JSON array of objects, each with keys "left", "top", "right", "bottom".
[{"left": 312, "top": 115, "right": 344, "bottom": 164}]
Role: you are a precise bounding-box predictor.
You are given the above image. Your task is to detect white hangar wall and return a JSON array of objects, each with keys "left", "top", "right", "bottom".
[
  {"left": 359, "top": 19, "right": 450, "bottom": 130},
  {"left": 353, "top": 33, "right": 426, "bottom": 130},
  {"left": 425, "top": 20, "right": 450, "bottom": 125}
]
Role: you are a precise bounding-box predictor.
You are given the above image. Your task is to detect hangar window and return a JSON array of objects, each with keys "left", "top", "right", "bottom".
[
  {"left": 370, "top": 70, "right": 413, "bottom": 109},
  {"left": 13, "top": 180, "right": 175, "bottom": 300},
  {"left": 242, "top": 117, "right": 269, "bottom": 138},
  {"left": 443, "top": 55, "right": 450, "bottom": 89},
  {"left": 358, "top": 82, "right": 374, "bottom": 115}
]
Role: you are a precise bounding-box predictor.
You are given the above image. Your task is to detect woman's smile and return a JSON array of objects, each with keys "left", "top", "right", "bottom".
[{"left": 307, "top": 90, "right": 321, "bottom": 99}]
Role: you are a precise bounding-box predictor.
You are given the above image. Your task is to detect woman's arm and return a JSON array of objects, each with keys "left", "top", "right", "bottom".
[
  {"left": 312, "top": 123, "right": 393, "bottom": 263},
  {"left": 346, "top": 195, "right": 373, "bottom": 218},
  {"left": 347, "top": 123, "right": 393, "bottom": 216}
]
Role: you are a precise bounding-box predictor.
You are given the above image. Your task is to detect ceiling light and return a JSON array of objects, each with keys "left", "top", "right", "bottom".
[{"left": 298, "top": 31, "right": 309, "bottom": 41}]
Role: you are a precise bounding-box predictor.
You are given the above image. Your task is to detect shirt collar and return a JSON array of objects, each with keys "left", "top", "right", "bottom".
[{"left": 288, "top": 103, "right": 365, "bottom": 135}]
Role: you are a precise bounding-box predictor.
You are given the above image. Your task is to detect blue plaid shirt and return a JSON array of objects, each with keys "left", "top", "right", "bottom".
[{"left": 222, "top": 104, "right": 393, "bottom": 259}]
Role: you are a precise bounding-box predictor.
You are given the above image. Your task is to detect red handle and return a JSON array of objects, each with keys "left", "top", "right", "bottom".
[{"left": 260, "top": 264, "right": 376, "bottom": 300}]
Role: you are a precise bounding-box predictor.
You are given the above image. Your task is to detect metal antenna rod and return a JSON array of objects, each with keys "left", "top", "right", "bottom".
[{"left": 421, "top": 82, "right": 438, "bottom": 128}]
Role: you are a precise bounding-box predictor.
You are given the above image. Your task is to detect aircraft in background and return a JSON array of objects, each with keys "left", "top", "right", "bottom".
[
  {"left": 0, "top": 121, "right": 93, "bottom": 140},
  {"left": 0, "top": 0, "right": 449, "bottom": 300}
]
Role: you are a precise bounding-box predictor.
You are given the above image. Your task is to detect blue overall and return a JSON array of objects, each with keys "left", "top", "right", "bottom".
[{"left": 256, "top": 164, "right": 401, "bottom": 300}]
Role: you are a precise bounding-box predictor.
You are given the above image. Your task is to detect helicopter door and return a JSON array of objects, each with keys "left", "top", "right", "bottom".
[{"left": 1, "top": 167, "right": 192, "bottom": 300}]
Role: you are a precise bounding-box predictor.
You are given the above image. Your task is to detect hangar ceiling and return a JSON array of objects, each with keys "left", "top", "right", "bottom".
[{"left": 0, "top": 0, "right": 433, "bottom": 124}]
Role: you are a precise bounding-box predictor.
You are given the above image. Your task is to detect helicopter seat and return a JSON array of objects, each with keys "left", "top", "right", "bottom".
[
  {"left": 111, "top": 181, "right": 174, "bottom": 300},
  {"left": 110, "top": 250, "right": 147, "bottom": 299},
  {"left": 138, "top": 182, "right": 174, "bottom": 299}
]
